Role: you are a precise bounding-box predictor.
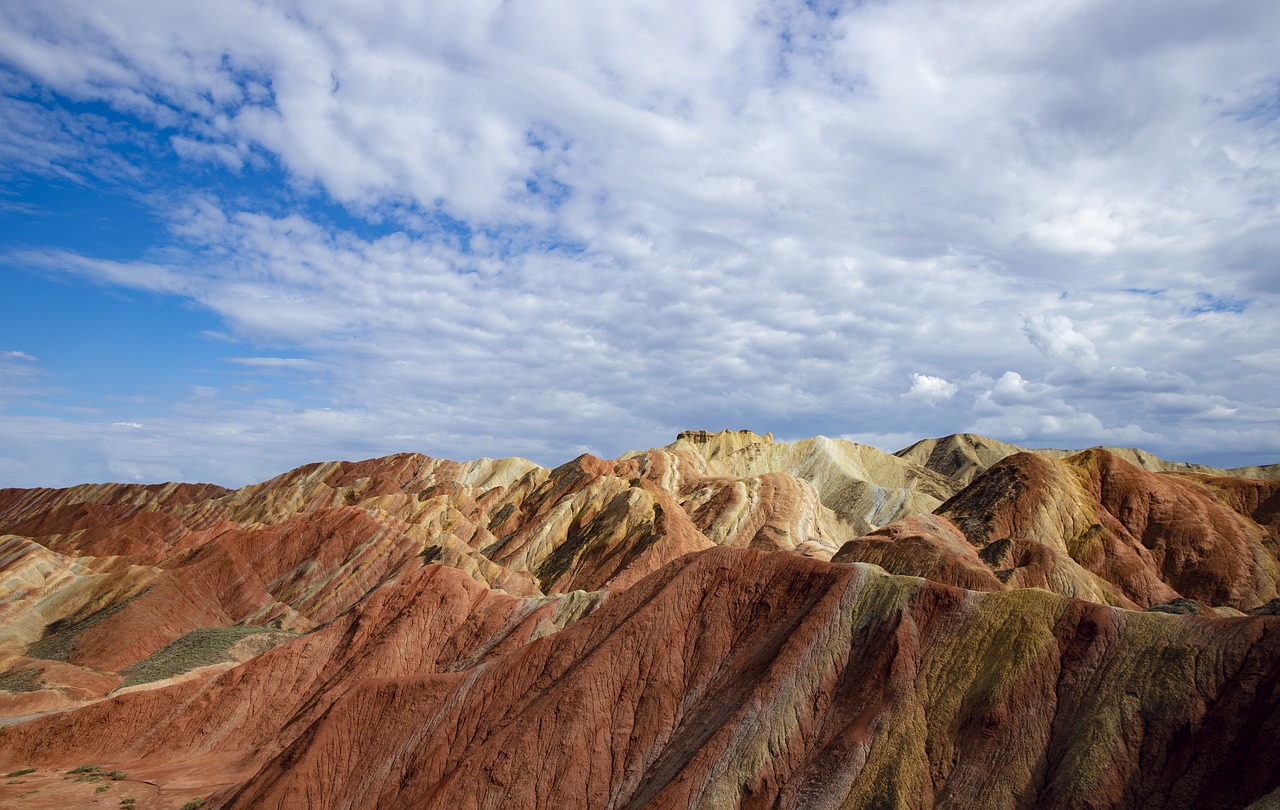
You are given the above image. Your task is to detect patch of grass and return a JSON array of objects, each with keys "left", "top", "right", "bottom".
[
  {"left": 68, "top": 765, "right": 99, "bottom": 775},
  {"left": 1248, "top": 597, "right": 1280, "bottom": 616},
  {"left": 27, "top": 587, "right": 152, "bottom": 662},
  {"left": 0, "top": 668, "right": 42, "bottom": 693},
  {"left": 180, "top": 800, "right": 206, "bottom": 810},
  {"left": 119, "top": 625, "right": 293, "bottom": 688},
  {"left": 4, "top": 768, "right": 35, "bottom": 777},
  {"left": 120, "top": 799, "right": 137, "bottom": 809},
  {"left": 96, "top": 785, "right": 110, "bottom": 793}
]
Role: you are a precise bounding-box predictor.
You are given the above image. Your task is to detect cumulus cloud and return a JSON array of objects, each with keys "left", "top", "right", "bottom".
[
  {"left": 1022, "top": 314, "right": 1100, "bottom": 369},
  {"left": 0, "top": 0, "right": 1278, "bottom": 484},
  {"left": 905, "top": 374, "right": 958, "bottom": 405}
]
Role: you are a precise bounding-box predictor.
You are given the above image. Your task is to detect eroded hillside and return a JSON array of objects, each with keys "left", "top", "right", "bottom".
[{"left": 0, "top": 430, "right": 1277, "bottom": 809}]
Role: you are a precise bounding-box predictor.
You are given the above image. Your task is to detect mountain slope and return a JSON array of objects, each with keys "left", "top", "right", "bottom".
[{"left": 0, "top": 431, "right": 1277, "bottom": 808}]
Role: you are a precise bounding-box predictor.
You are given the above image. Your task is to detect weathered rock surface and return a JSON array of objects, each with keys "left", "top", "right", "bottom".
[
  {"left": 0, "top": 431, "right": 1277, "bottom": 809},
  {"left": 662, "top": 429, "right": 959, "bottom": 532},
  {"left": 898, "top": 432, "right": 1280, "bottom": 484},
  {"left": 927, "top": 449, "right": 1280, "bottom": 611}
]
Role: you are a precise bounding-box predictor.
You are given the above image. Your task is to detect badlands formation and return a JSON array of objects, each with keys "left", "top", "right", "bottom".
[{"left": 0, "top": 430, "right": 1277, "bottom": 808}]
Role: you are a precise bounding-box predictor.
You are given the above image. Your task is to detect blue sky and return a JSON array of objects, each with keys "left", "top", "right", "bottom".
[{"left": 1, "top": 0, "right": 1279, "bottom": 487}]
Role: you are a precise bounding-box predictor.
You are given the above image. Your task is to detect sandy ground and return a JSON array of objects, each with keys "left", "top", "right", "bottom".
[
  {"left": 0, "top": 762, "right": 230, "bottom": 810},
  {"left": 0, "top": 768, "right": 166, "bottom": 809}
]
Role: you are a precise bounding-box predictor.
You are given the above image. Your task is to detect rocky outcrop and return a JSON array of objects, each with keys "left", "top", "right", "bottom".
[
  {"left": 661, "top": 429, "right": 959, "bottom": 532},
  {"left": 933, "top": 450, "right": 1280, "bottom": 611},
  {"left": 831, "top": 513, "right": 1006, "bottom": 592}
]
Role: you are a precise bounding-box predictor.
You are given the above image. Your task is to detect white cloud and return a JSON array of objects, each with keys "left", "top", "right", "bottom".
[
  {"left": 1021, "top": 313, "right": 1100, "bottom": 369},
  {"left": 10, "top": 250, "right": 190, "bottom": 295},
  {"left": 170, "top": 136, "right": 246, "bottom": 171},
  {"left": 0, "top": 0, "right": 1278, "bottom": 484},
  {"left": 0, "top": 350, "right": 45, "bottom": 408},
  {"left": 905, "top": 374, "right": 958, "bottom": 405},
  {"left": 230, "top": 357, "right": 324, "bottom": 371}
]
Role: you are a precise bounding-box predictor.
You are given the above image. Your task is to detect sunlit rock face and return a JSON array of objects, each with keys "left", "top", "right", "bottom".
[{"left": 0, "top": 431, "right": 1278, "bottom": 809}]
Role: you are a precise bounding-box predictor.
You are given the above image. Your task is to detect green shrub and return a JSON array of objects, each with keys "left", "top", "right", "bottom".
[
  {"left": 180, "top": 800, "right": 206, "bottom": 810},
  {"left": 66, "top": 764, "right": 123, "bottom": 783},
  {"left": 4, "top": 768, "right": 35, "bottom": 777}
]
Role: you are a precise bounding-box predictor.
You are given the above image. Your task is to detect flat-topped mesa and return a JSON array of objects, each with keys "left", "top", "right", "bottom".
[{"left": 674, "top": 428, "right": 774, "bottom": 449}]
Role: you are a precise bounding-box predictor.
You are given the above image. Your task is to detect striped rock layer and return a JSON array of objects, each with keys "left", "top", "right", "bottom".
[{"left": 0, "top": 430, "right": 1277, "bottom": 809}]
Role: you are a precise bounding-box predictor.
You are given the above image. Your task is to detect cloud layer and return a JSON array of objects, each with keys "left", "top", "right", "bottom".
[{"left": 1, "top": 0, "right": 1278, "bottom": 485}]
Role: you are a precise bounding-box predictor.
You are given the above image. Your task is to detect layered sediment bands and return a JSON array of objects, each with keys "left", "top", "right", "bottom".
[
  {"left": 0, "top": 482, "right": 232, "bottom": 563},
  {"left": 201, "top": 548, "right": 1280, "bottom": 809},
  {"left": 0, "top": 565, "right": 597, "bottom": 783},
  {"left": 939, "top": 450, "right": 1280, "bottom": 610},
  {"left": 215, "top": 453, "right": 542, "bottom": 527},
  {"left": 660, "top": 430, "right": 959, "bottom": 532},
  {"left": 831, "top": 513, "right": 1005, "bottom": 592},
  {"left": 477, "top": 454, "right": 713, "bottom": 594},
  {"left": 899, "top": 432, "right": 1280, "bottom": 485},
  {"left": 1, "top": 433, "right": 1278, "bottom": 808},
  {"left": 895, "top": 433, "right": 1040, "bottom": 486},
  {"left": 679, "top": 472, "right": 838, "bottom": 556}
]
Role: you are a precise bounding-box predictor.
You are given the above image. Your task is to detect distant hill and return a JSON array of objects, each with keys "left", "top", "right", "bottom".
[{"left": 895, "top": 431, "right": 1280, "bottom": 485}]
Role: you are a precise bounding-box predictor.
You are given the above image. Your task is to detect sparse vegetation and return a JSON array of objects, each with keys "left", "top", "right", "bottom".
[
  {"left": 97, "top": 784, "right": 111, "bottom": 792},
  {"left": 418, "top": 544, "right": 444, "bottom": 564},
  {"left": 120, "top": 799, "right": 137, "bottom": 809},
  {"left": 119, "top": 625, "right": 295, "bottom": 688},
  {"left": 4, "top": 768, "right": 35, "bottom": 777},
  {"left": 0, "top": 668, "right": 42, "bottom": 693},
  {"left": 180, "top": 800, "right": 206, "bottom": 810},
  {"left": 27, "top": 588, "right": 152, "bottom": 662},
  {"left": 66, "top": 764, "right": 125, "bottom": 782}
]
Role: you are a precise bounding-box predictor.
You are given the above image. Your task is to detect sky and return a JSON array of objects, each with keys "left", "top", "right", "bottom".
[{"left": 1, "top": 0, "right": 1278, "bottom": 487}]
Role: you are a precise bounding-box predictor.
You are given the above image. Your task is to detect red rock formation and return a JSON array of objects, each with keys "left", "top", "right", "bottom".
[
  {"left": 0, "top": 436, "right": 1278, "bottom": 809},
  {"left": 6, "top": 548, "right": 1274, "bottom": 809},
  {"left": 831, "top": 513, "right": 1006, "bottom": 592},
  {"left": 938, "top": 450, "right": 1280, "bottom": 610}
]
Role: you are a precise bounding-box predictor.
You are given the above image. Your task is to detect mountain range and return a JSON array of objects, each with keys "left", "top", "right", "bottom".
[{"left": 0, "top": 430, "right": 1277, "bottom": 808}]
